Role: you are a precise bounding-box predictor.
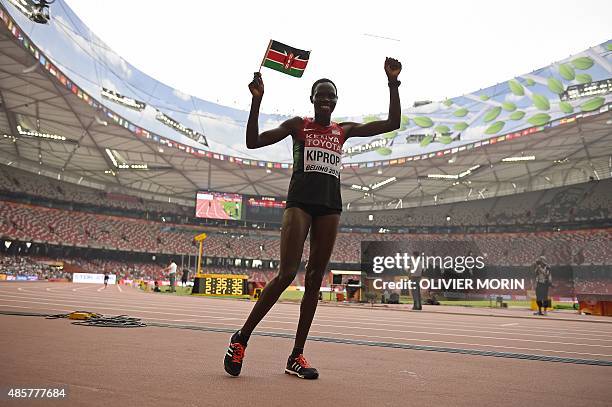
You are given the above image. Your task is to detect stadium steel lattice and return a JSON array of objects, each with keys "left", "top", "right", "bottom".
[{"left": 0, "top": 0, "right": 610, "bottom": 212}]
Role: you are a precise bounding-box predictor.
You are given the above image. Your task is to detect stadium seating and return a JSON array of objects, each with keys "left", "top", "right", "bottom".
[
  {"left": 1, "top": 165, "right": 610, "bottom": 227},
  {"left": 341, "top": 179, "right": 611, "bottom": 227},
  {"left": 0, "top": 166, "right": 191, "bottom": 216},
  {"left": 1, "top": 200, "right": 610, "bottom": 266},
  {"left": 3, "top": 251, "right": 608, "bottom": 295}
]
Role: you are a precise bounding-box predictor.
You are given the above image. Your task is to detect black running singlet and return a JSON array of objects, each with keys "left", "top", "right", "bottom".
[{"left": 286, "top": 118, "right": 346, "bottom": 211}]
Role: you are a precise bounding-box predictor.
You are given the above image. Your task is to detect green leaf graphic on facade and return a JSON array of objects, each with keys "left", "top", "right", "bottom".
[
  {"left": 400, "top": 115, "right": 409, "bottom": 130},
  {"left": 443, "top": 99, "right": 453, "bottom": 107},
  {"left": 435, "top": 125, "right": 450, "bottom": 134},
  {"left": 420, "top": 135, "right": 433, "bottom": 147},
  {"left": 580, "top": 97, "right": 604, "bottom": 112},
  {"left": 414, "top": 116, "right": 434, "bottom": 128},
  {"left": 510, "top": 111, "right": 525, "bottom": 120},
  {"left": 559, "top": 63, "right": 575, "bottom": 80},
  {"left": 525, "top": 78, "right": 535, "bottom": 86},
  {"left": 479, "top": 94, "right": 490, "bottom": 101},
  {"left": 508, "top": 79, "right": 524, "bottom": 96},
  {"left": 571, "top": 57, "right": 594, "bottom": 70},
  {"left": 576, "top": 73, "right": 592, "bottom": 84},
  {"left": 453, "top": 122, "right": 469, "bottom": 131},
  {"left": 483, "top": 106, "right": 502, "bottom": 122},
  {"left": 439, "top": 135, "right": 453, "bottom": 144},
  {"left": 376, "top": 147, "right": 392, "bottom": 156},
  {"left": 485, "top": 121, "right": 505, "bottom": 134},
  {"left": 453, "top": 108, "right": 468, "bottom": 117},
  {"left": 527, "top": 113, "right": 551, "bottom": 126},
  {"left": 532, "top": 94, "right": 550, "bottom": 111},
  {"left": 559, "top": 101, "right": 573, "bottom": 114},
  {"left": 547, "top": 77, "right": 564, "bottom": 95},
  {"left": 502, "top": 102, "right": 516, "bottom": 112},
  {"left": 383, "top": 131, "right": 398, "bottom": 140}
]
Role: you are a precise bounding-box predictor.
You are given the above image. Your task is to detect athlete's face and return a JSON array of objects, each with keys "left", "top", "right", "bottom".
[{"left": 311, "top": 82, "right": 337, "bottom": 116}]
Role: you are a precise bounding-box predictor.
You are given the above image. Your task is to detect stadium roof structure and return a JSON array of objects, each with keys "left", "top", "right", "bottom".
[{"left": 0, "top": 0, "right": 610, "bottom": 210}]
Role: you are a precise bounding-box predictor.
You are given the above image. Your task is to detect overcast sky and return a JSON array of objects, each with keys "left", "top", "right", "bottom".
[{"left": 64, "top": 0, "right": 611, "bottom": 117}]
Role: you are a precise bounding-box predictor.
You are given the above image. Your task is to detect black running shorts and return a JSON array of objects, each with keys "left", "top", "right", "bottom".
[{"left": 285, "top": 201, "right": 341, "bottom": 217}]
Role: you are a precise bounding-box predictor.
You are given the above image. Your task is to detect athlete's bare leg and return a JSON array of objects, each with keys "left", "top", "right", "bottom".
[
  {"left": 240, "top": 208, "right": 312, "bottom": 336},
  {"left": 294, "top": 213, "right": 340, "bottom": 349}
]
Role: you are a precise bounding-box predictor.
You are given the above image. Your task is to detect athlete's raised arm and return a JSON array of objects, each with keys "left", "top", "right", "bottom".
[
  {"left": 245, "top": 72, "right": 301, "bottom": 149},
  {"left": 341, "top": 57, "right": 402, "bottom": 139}
]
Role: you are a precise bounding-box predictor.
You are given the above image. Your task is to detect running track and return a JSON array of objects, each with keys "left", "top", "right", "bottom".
[
  {"left": 196, "top": 199, "right": 230, "bottom": 219},
  {"left": 0, "top": 281, "right": 610, "bottom": 406}
]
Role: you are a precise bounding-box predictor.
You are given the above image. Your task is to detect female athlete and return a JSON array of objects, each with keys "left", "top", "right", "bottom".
[{"left": 224, "top": 57, "right": 402, "bottom": 379}]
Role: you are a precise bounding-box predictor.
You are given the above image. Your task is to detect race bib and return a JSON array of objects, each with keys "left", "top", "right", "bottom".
[{"left": 303, "top": 132, "right": 342, "bottom": 178}]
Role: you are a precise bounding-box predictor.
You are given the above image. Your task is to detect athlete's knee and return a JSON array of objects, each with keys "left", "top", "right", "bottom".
[
  {"left": 275, "top": 269, "right": 298, "bottom": 288},
  {"left": 304, "top": 268, "right": 325, "bottom": 289}
]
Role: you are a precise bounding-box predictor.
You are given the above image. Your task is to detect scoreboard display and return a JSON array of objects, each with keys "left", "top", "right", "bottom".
[
  {"left": 244, "top": 195, "right": 286, "bottom": 223},
  {"left": 192, "top": 274, "right": 249, "bottom": 298},
  {"left": 195, "top": 191, "right": 243, "bottom": 220}
]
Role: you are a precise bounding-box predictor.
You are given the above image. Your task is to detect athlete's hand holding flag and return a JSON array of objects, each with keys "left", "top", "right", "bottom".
[
  {"left": 249, "top": 39, "right": 310, "bottom": 100},
  {"left": 249, "top": 72, "right": 264, "bottom": 99}
]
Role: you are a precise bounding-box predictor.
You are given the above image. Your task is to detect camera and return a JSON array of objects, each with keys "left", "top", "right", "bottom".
[{"left": 30, "top": 0, "right": 54, "bottom": 24}]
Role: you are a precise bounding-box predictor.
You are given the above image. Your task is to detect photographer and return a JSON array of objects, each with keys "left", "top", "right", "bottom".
[
  {"left": 163, "top": 259, "right": 177, "bottom": 293},
  {"left": 534, "top": 256, "right": 552, "bottom": 315}
]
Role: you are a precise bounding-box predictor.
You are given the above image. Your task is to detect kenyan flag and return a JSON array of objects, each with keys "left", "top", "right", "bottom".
[{"left": 261, "top": 40, "right": 310, "bottom": 78}]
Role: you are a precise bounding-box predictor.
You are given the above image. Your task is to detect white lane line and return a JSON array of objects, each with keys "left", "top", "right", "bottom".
[
  {"left": 97, "top": 287, "right": 104, "bottom": 292},
  {"left": 293, "top": 328, "right": 612, "bottom": 359},
  {"left": 162, "top": 297, "right": 612, "bottom": 332},
  {"left": 1, "top": 302, "right": 610, "bottom": 360},
  {"left": 45, "top": 286, "right": 75, "bottom": 292},
  {"left": 116, "top": 285, "right": 122, "bottom": 293},
  {"left": 501, "top": 323, "right": 519, "bottom": 327},
  {"left": 0, "top": 304, "right": 73, "bottom": 313},
  {"left": 155, "top": 317, "right": 612, "bottom": 359},
  {"left": 2, "top": 290, "right": 611, "bottom": 340},
  {"left": 1, "top": 301, "right": 610, "bottom": 360},
  {"left": 73, "top": 285, "right": 97, "bottom": 291},
  {"left": 11, "top": 296, "right": 612, "bottom": 340},
  {"left": 0, "top": 296, "right": 611, "bottom": 349},
  {"left": 6, "top": 285, "right": 612, "bottom": 335}
]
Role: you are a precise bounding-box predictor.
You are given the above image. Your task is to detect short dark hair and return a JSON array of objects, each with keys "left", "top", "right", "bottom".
[{"left": 311, "top": 78, "right": 337, "bottom": 97}]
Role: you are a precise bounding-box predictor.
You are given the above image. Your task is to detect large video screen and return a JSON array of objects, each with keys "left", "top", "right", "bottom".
[
  {"left": 195, "top": 191, "right": 242, "bottom": 220},
  {"left": 244, "top": 195, "right": 286, "bottom": 223}
]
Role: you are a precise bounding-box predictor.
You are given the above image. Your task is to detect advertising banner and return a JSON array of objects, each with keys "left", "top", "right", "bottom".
[{"left": 72, "top": 273, "right": 116, "bottom": 284}]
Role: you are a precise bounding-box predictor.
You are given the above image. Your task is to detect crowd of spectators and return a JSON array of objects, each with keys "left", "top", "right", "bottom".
[
  {"left": 2, "top": 252, "right": 607, "bottom": 295},
  {"left": 0, "top": 200, "right": 198, "bottom": 253},
  {"left": 0, "top": 165, "right": 191, "bottom": 216},
  {"left": 573, "top": 268, "right": 612, "bottom": 294},
  {"left": 0, "top": 253, "right": 283, "bottom": 284},
  {"left": 342, "top": 178, "right": 611, "bottom": 227},
  {"left": 1, "top": 163, "right": 610, "bottom": 270},
  {"left": 1, "top": 199, "right": 610, "bottom": 266},
  {"left": 0, "top": 253, "right": 70, "bottom": 280},
  {"left": 1, "top": 164, "right": 610, "bottom": 228}
]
